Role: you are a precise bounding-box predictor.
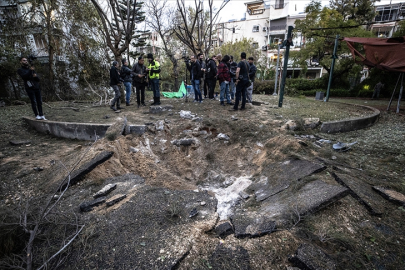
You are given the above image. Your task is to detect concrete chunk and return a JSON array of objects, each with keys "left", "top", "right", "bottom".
[
  {"left": 59, "top": 151, "right": 114, "bottom": 191},
  {"left": 106, "top": 194, "right": 127, "bottom": 207},
  {"left": 289, "top": 243, "right": 336, "bottom": 270},
  {"left": 373, "top": 186, "right": 405, "bottom": 206},
  {"left": 332, "top": 172, "right": 384, "bottom": 215},
  {"left": 93, "top": 183, "right": 117, "bottom": 198},
  {"left": 9, "top": 140, "right": 31, "bottom": 146},
  {"left": 80, "top": 197, "right": 106, "bottom": 212},
  {"left": 214, "top": 222, "right": 234, "bottom": 239},
  {"left": 231, "top": 215, "right": 276, "bottom": 238},
  {"left": 149, "top": 105, "right": 174, "bottom": 114}
]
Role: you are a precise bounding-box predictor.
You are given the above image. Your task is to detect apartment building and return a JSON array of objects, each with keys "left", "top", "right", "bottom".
[{"left": 371, "top": 1, "right": 405, "bottom": 38}]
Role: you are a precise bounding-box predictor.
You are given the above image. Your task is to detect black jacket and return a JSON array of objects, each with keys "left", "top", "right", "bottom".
[
  {"left": 120, "top": 65, "right": 132, "bottom": 83},
  {"left": 186, "top": 60, "right": 202, "bottom": 80},
  {"left": 17, "top": 66, "right": 40, "bottom": 90},
  {"left": 205, "top": 59, "right": 217, "bottom": 79},
  {"left": 229, "top": 61, "right": 237, "bottom": 78},
  {"left": 132, "top": 62, "right": 147, "bottom": 83},
  {"left": 110, "top": 66, "right": 121, "bottom": 86},
  {"left": 249, "top": 63, "right": 257, "bottom": 82}
]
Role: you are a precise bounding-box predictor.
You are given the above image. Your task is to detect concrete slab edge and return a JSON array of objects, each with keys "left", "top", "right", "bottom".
[
  {"left": 23, "top": 117, "right": 146, "bottom": 141},
  {"left": 320, "top": 103, "right": 380, "bottom": 134}
]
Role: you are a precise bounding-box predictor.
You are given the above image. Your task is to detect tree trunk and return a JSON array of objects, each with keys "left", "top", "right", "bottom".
[{"left": 9, "top": 77, "right": 19, "bottom": 99}]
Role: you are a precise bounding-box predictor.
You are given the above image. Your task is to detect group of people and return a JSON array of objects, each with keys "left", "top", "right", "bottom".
[
  {"left": 109, "top": 53, "right": 161, "bottom": 112},
  {"left": 186, "top": 52, "right": 257, "bottom": 111}
]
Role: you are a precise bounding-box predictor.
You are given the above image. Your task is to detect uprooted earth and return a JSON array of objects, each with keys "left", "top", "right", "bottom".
[{"left": 0, "top": 94, "right": 404, "bottom": 270}]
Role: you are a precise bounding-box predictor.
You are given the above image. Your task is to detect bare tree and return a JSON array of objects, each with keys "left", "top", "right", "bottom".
[
  {"left": 89, "top": 0, "right": 147, "bottom": 64},
  {"left": 174, "top": 0, "right": 230, "bottom": 56},
  {"left": 145, "top": 0, "right": 183, "bottom": 90}
]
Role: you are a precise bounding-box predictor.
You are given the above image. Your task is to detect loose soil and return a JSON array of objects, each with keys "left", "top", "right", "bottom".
[{"left": 0, "top": 93, "right": 404, "bottom": 270}]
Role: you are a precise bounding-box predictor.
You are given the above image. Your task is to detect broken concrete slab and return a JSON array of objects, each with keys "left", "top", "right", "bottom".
[
  {"left": 373, "top": 186, "right": 405, "bottom": 206},
  {"left": 231, "top": 214, "right": 276, "bottom": 238},
  {"left": 59, "top": 151, "right": 114, "bottom": 191},
  {"left": 171, "top": 138, "right": 196, "bottom": 146},
  {"left": 289, "top": 243, "right": 336, "bottom": 270},
  {"left": 9, "top": 140, "right": 31, "bottom": 146},
  {"left": 106, "top": 194, "right": 127, "bottom": 207},
  {"left": 80, "top": 197, "right": 106, "bottom": 212},
  {"left": 214, "top": 222, "right": 234, "bottom": 239},
  {"left": 234, "top": 180, "right": 349, "bottom": 234},
  {"left": 71, "top": 185, "right": 218, "bottom": 269},
  {"left": 208, "top": 244, "right": 251, "bottom": 270},
  {"left": 104, "top": 117, "right": 127, "bottom": 139},
  {"left": 93, "top": 183, "right": 117, "bottom": 198},
  {"left": 249, "top": 159, "right": 326, "bottom": 202},
  {"left": 332, "top": 172, "right": 384, "bottom": 215},
  {"left": 149, "top": 105, "right": 174, "bottom": 114}
]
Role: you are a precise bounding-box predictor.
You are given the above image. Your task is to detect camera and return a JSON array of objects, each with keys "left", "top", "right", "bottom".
[{"left": 28, "top": 54, "right": 37, "bottom": 65}]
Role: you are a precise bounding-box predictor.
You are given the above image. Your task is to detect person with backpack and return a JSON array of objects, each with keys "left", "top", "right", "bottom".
[
  {"left": 205, "top": 55, "right": 217, "bottom": 99},
  {"left": 217, "top": 55, "right": 233, "bottom": 106},
  {"left": 229, "top": 55, "right": 238, "bottom": 101},
  {"left": 246, "top": 56, "right": 257, "bottom": 103},
  {"left": 232, "top": 52, "right": 250, "bottom": 111}
]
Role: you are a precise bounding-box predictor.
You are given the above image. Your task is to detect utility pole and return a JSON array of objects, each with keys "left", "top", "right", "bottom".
[
  {"left": 325, "top": 35, "right": 339, "bottom": 102},
  {"left": 278, "top": 26, "right": 293, "bottom": 108}
]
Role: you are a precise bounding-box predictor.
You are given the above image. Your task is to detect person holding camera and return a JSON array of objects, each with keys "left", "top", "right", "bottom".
[
  {"left": 110, "top": 61, "right": 123, "bottom": 112},
  {"left": 120, "top": 58, "right": 133, "bottom": 106},
  {"left": 186, "top": 55, "right": 203, "bottom": 103},
  {"left": 146, "top": 53, "right": 161, "bottom": 105},
  {"left": 17, "top": 57, "right": 46, "bottom": 120},
  {"left": 232, "top": 52, "right": 250, "bottom": 111},
  {"left": 132, "top": 56, "right": 147, "bottom": 107}
]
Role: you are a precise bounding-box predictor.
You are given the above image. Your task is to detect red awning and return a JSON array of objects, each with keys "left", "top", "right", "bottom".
[{"left": 344, "top": 36, "right": 405, "bottom": 72}]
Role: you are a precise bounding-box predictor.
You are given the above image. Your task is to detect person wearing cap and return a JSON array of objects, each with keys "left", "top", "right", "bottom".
[
  {"left": 132, "top": 56, "right": 147, "bottom": 107},
  {"left": 121, "top": 58, "right": 133, "bottom": 106},
  {"left": 109, "top": 61, "right": 123, "bottom": 112},
  {"left": 146, "top": 53, "right": 161, "bottom": 105}
]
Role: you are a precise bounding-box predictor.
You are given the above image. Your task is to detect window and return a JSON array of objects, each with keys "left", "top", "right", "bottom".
[
  {"left": 252, "top": 42, "right": 258, "bottom": 48},
  {"left": 262, "top": 27, "right": 268, "bottom": 32},
  {"left": 252, "top": 25, "right": 259, "bottom": 32},
  {"left": 275, "top": 0, "right": 284, "bottom": 9}
]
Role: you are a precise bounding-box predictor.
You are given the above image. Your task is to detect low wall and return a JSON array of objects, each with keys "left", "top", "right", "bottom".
[
  {"left": 23, "top": 117, "right": 145, "bottom": 140},
  {"left": 320, "top": 104, "right": 380, "bottom": 134}
]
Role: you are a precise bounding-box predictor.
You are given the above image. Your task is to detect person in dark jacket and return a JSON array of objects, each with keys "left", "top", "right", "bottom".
[
  {"left": 233, "top": 52, "right": 250, "bottom": 111},
  {"left": 132, "top": 56, "right": 147, "bottom": 107},
  {"left": 205, "top": 55, "right": 217, "bottom": 99},
  {"left": 120, "top": 58, "right": 133, "bottom": 106},
  {"left": 229, "top": 55, "right": 237, "bottom": 101},
  {"left": 110, "top": 61, "right": 122, "bottom": 112},
  {"left": 217, "top": 55, "right": 233, "bottom": 106},
  {"left": 17, "top": 57, "right": 46, "bottom": 120},
  {"left": 246, "top": 56, "right": 257, "bottom": 103},
  {"left": 186, "top": 55, "right": 203, "bottom": 102}
]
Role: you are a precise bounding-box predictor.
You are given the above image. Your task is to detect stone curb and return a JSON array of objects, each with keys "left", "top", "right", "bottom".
[
  {"left": 23, "top": 117, "right": 145, "bottom": 141},
  {"left": 320, "top": 103, "right": 380, "bottom": 134}
]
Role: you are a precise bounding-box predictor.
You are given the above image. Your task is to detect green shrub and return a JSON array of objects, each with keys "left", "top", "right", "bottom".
[
  {"left": 357, "top": 89, "right": 374, "bottom": 97},
  {"left": 253, "top": 80, "right": 275, "bottom": 95}
]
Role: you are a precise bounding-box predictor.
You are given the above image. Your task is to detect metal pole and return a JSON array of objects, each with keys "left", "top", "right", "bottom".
[
  {"left": 324, "top": 34, "right": 339, "bottom": 102},
  {"left": 397, "top": 73, "right": 404, "bottom": 113},
  {"left": 278, "top": 26, "right": 293, "bottom": 108},
  {"left": 273, "top": 44, "right": 281, "bottom": 95}
]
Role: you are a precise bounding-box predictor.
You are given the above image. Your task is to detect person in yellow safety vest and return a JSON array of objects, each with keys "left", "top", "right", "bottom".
[{"left": 146, "top": 53, "right": 161, "bottom": 105}]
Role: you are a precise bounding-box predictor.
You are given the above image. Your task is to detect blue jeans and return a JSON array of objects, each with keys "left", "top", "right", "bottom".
[
  {"left": 124, "top": 82, "right": 131, "bottom": 103},
  {"left": 192, "top": 79, "right": 202, "bottom": 101},
  {"left": 220, "top": 81, "right": 231, "bottom": 103},
  {"left": 150, "top": 78, "right": 160, "bottom": 98}
]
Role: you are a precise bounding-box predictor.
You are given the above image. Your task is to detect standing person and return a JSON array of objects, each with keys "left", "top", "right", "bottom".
[
  {"left": 233, "top": 52, "right": 250, "bottom": 111},
  {"left": 372, "top": 81, "right": 384, "bottom": 99},
  {"left": 203, "top": 57, "right": 209, "bottom": 99},
  {"left": 132, "top": 56, "right": 147, "bottom": 107},
  {"left": 217, "top": 55, "right": 233, "bottom": 106},
  {"left": 229, "top": 55, "right": 237, "bottom": 101},
  {"left": 206, "top": 55, "right": 217, "bottom": 100},
  {"left": 186, "top": 55, "right": 203, "bottom": 103},
  {"left": 197, "top": 53, "right": 206, "bottom": 98},
  {"left": 17, "top": 57, "right": 46, "bottom": 120},
  {"left": 110, "top": 61, "right": 122, "bottom": 112},
  {"left": 120, "top": 58, "right": 132, "bottom": 106},
  {"left": 246, "top": 57, "right": 257, "bottom": 103},
  {"left": 146, "top": 53, "right": 161, "bottom": 105}
]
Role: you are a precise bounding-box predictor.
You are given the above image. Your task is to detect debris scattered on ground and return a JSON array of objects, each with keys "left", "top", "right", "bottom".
[{"left": 332, "top": 141, "right": 357, "bottom": 151}]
